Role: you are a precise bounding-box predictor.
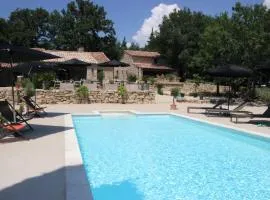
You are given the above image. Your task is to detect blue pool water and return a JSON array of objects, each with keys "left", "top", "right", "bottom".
[{"left": 72, "top": 114, "right": 270, "bottom": 200}]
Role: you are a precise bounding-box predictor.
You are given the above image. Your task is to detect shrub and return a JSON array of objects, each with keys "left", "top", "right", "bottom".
[
  {"left": 256, "top": 87, "right": 270, "bottom": 103},
  {"left": 165, "top": 74, "right": 175, "bottom": 82},
  {"left": 148, "top": 77, "right": 156, "bottom": 85},
  {"left": 157, "top": 83, "right": 163, "bottom": 95},
  {"left": 127, "top": 74, "right": 137, "bottom": 83},
  {"left": 171, "top": 88, "right": 180, "bottom": 104},
  {"left": 97, "top": 70, "right": 104, "bottom": 84},
  {"left": 32, "top": 72, "right": 56, "bottom": 89},
  {"left": 23, "top": 79, "right": 35, "bottom": 97},
  {"left": 117, "top": 84, "right": 128, "bottom": 104},
  {"left": 76, "top": 86, "right": 89, "bottom": 103},
  {"left": 193, "top": 74, "right": 201, "bottom": 93}
]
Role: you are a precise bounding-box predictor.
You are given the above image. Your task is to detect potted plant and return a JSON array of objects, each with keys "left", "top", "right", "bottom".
[
  {"left": 76, "top": 86, "right": 89, "bottom": 104},
  {"left": 156, "top": 83, "right": 163, "bottom": 95},
  {"left": 117, "top": 84, "right": 128, "bottom": 104},
  {"left": 97, "top": 70, "right": 104, "bottom": 88},
  {"left": 127, "top": 74, "right": 137, "bottom": 83},
  {"left": 170, "top": 87, "right": 180, "bottom": 110},
  {"left": 256, "top": 87, "right": 270, "bottom": 117},
  {"left": 193, "top": 74, "right": 201, "bottom": 98},
  {"left": 23, "top": 79, "right": 35, "bottom": 97},
  {"left": 18, "top": 103, "right": 25, "bottom": 115}
]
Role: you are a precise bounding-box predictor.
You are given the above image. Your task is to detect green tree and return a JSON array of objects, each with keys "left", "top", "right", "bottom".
[
  {"left": 128, "top": 42, "right": 140, "bottom": 50},
  {"left": 50, "top": 0, "right": 120, "bottom": 59},
  {"left": 0, "top": 18, "right": 9, "bottom": 43},
  {"left": 146, "top": 8, "right": 211, "bottom": 78},
  {"left": 8, "top": 8, "right": 50, "bottom": 47}
]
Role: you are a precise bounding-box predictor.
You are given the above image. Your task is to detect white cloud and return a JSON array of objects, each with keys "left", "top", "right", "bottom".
[
  {"left": 264, "top": 0, "right": 270, "bottom": 8},
  {"left": 126, "top": 42, "right": 131, "bottom": 48},
  {"left": 132, "top": 3, "right": 180, "bottom": 47}
]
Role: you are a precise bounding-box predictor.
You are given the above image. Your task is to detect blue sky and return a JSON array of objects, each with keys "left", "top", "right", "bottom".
[{"left": 0, "top": 0, "right": 265, "bottom": 46}]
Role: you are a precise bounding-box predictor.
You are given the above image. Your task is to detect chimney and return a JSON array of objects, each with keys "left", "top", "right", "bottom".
[{"left": 77, "top": 47, "right": 85, "bottom": 52}]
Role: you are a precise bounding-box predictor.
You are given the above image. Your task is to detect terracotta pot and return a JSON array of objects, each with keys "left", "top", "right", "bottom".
[{"left": 170, "top": 104, "right": 177, "bottom": 110}]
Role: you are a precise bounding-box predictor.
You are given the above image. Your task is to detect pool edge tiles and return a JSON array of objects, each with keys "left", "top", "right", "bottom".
[
  {"left": 71, "top": 111, "right": 270, "bottom": 140},
  {"left": 64, "top": 114, "right": 93, "bottom": 200},
  {"left": 170, "top": 113, "right": 270, "bottom": 140}
]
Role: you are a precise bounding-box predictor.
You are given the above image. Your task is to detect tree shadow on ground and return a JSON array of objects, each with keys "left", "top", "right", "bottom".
[
  {"left": 0, "top": 165, "right": 92, "bottom": 200},
  {"left": 248, "top": 120, "right": 270, "bottom": 127},
  {"left": 0, "top": 124, "right": 73, "bottom": 144},
  {"left": 93, "top": 180, "right": 144, "bottom": 200},
  {"left": 45, "top": 112, "right": 69, "bottom": 118}
]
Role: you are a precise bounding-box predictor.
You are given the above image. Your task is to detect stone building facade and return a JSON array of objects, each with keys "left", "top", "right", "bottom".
[{"left": 121, "top": 50, "right": 174, "bottom": 80}]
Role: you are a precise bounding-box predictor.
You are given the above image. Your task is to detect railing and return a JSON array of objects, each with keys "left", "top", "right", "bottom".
[{"left": 53, "top": 80, "right": 151, "bottom": 92}]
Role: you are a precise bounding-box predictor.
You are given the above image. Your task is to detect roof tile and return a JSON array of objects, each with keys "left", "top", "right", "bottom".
[{"left": 125, "top": 50, "right": 160, "bottom": 58}]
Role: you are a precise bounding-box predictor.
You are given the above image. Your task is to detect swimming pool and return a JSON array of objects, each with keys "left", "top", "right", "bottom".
[{"left": 72, "top": 114, "right": 270, "bottom": 200}]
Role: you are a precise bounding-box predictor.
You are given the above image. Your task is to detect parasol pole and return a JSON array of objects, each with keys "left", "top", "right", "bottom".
[{"left": 9, "top": 50, "right": 16, "bottom": 123}]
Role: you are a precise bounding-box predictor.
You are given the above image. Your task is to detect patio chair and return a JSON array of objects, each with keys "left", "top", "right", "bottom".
[
  {"left": 22, "top": 96, "right": 47, "bottom": 117},
  {"left": 187, "top": 99, "right": 227, "bottom": 113},
  {"left": 205, "top": 100, "right": 253, "bottom": 116},
  {"left": 0, "top": 115, "right": 28, "bottom": 140},
  {"left": 0, "top": 100, "right": 33, "bottom": 130}
]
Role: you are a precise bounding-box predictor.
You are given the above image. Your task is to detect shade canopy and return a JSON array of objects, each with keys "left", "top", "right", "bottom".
[
  {"left": 59, "top": 58, "right": 91, "bottom": 66},
  {"left": 207, "top": 65, "right": 253, "bottom": 78},
  {"left": 0, "top": 68, "right": 14, "bottom": 87},
  {"left": 98, "top": 59, "right": 130, "bottom": 67},
  {"left": 13, "top": 62, "right": 60, "bottom": 74},
  {"left": 256, "top": 60, "right": 270, "bottom": 73},
  {"left": 0, "top": 44, "right": 60, "bottom": 63}
]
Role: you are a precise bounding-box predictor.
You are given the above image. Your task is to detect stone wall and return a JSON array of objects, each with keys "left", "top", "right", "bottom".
[
  {"left": 156, "top": 82, "right": 227, "bottom": 95},
  {"left": 0, "top": 88, "right": 155, "bottom": 104}
]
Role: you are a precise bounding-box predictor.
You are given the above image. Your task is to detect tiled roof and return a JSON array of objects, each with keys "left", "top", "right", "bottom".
[
  {"left": 134, "top": 63, "right": 174, "bottom": 71},
  {"left": 38, "top": 49, "right": 109, "bottom": 64},
  {"left": 125, "top": 50, "right": 160, "bottom": 58},
  {"left": 0, "top": 49, "right": 110, "bottom": 68}
]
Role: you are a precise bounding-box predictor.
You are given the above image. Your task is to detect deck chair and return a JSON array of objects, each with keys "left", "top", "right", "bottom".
[
  {"left": 0, "top": 115, "right": 28, "bottom": 140},
  {"left": 205, "top": 100, "right": 253, "bottom": 116},
  {"left": 0, "top": 100, "right": 33, "bottom": 130},
  {"left": 22, "top": 96, "right": 47, "bottom": 117},
  {"left": 187, "top": 99, "right": 227, "bottom": 113}
]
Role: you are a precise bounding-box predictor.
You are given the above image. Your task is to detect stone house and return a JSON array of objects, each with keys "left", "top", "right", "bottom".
[
  {"left": 121, "top": 50, "right": 174, "bottom": 80},
  {"left": 35, "top": 49, "right": 111, "bottom": 82}
]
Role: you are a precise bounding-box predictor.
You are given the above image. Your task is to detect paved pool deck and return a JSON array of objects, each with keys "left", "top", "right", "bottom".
[{"left": 0, "top": 102, "right": 269, "bottom": 200}]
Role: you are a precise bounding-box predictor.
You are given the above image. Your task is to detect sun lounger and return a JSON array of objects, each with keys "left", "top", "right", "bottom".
[
  {"left": 230, "top": 112, "right": 254, "bottom": 123},
  {"left": 0, "top": 115, "right": 28, "bottom": 140},
  {"left": 22, "top": 96, "right": 47, "bottom": 117},
  {"left": 0, "top": 100, "right": 33, "bottom": 130},
  {"left": 187, "top": 99, "right": 227, "bottom": 113},
  {"left": 205, "top": 101, "right": 252, "bottom": 116}
]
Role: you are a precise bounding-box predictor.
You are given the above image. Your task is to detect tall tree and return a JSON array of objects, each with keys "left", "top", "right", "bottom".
[
  {"left": 0, "top": 18, "right": 8, "bottom": 43},
  {"left": 50, "top": 0, "right": 120, "bottom": 59},
  {"left": 8, "top": 8, "right": 50, "bottom": 47},
  {"left": 128, "top": 42, "right": 140, "bottom": 50},
  {"left": 146, "top": 8, "right": 211, "bottom": 77}
]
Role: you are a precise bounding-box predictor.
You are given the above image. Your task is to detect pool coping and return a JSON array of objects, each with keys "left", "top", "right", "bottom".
[{"left": 65, "top": 110, "right": 269, "bottom": 200}]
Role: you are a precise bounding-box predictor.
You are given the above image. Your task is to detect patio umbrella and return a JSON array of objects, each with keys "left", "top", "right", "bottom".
[
  {"left": 207, "top": 65, "right": 253, "bottom": 78},
  {"left": 206, "top": 64, "right": 253, "bottom": 109},
  {"left": 0, "top": 44, "right": 59, "bottom": 63},
  {"left": 0, "top": 44, "right": 60, "bottom": 122},
  {"left": 13, "top": 62, "right": 60, "bottom": 75},
  {"left": 98, "top": 60, "right": 130, "bottom": 67},
  {"left": 59, "top": 58, "right": 91, "bottom": 66},
  {"left": 98, "top": 60, "right": 130, "bottom": 82},
  {"left": 0, "top": 68, "right": 14, "bottom": 87}
]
